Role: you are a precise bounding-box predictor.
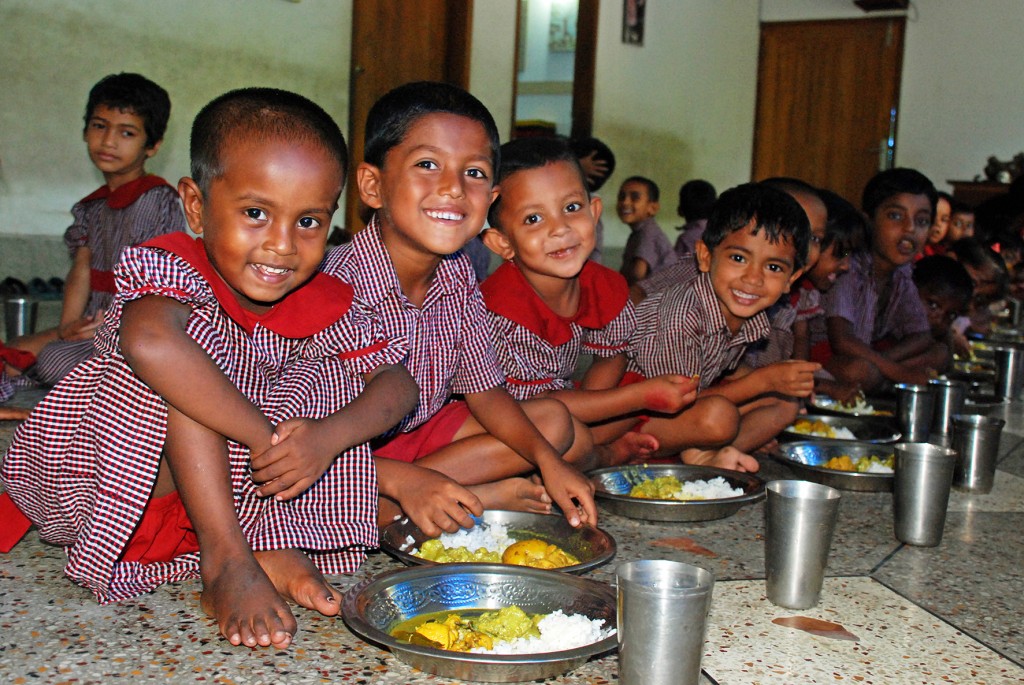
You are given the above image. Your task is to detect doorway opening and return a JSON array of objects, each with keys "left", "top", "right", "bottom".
[{"left": 512, "top": 0, "right": 597, "bottom": 140}]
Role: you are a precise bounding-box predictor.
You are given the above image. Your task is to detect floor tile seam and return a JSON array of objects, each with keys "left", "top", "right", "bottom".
[{"left": 867, "top": 573, "right": 1024, "bottom": 671}]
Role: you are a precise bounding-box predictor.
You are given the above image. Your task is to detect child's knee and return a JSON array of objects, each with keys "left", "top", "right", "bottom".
[
  {"left": 562, "top": 417, "right": 595, "bottom": 467},
  {"left": 693, "top": 396, "right": 740, "bottom": 445},
  {"left": 524, "top": 398, "right": 574, "bottom": 453}
]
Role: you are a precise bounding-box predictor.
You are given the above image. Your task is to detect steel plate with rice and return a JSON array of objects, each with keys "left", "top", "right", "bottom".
[
  {"left": 589, "top": 464, "right": 764, "bottom": 522},
  {"left": 771, "top": 440, "right": 895, "bottom": 491},
  {"left": 779, "top": 414, "right": 901, "bottom": 444},
  {"left": 379, "top": 510, "right": 616, "bottom": 574},
  {"left": 342, "top": 564, "right": 617, "bottom": 683}
]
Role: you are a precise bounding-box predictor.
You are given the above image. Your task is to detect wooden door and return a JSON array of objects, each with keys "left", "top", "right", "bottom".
[
  {"left": 753, "top": 18, "right": 905, "bottom": 205},
  {"left": 346, "top": 0, "right": 473, "bottom": 232}
]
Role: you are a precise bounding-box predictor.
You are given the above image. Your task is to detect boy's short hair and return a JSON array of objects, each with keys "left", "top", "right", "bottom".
[
  {"left": 949, "top": 198, "right": 975, "bottom": 216},
  {"left": 818, "top": 188, "right": 868, "bottom": 256},
  {"left": 363, "top": 81, "right": 499, "bottom": 171},
  {"left": 488, "top": 136, "right": 587, "bottom": 228},
  {"left": 189, "top": 87, "right": 347, "bottom": 195},
  {"left": 913, "top": 255, "right": 973, "bottom": 306},
  {"left": 702, "top": 182, "right": 811, "bottom": 271},
  {"left": 84, "top": 72, "right": 171, "bottom": 148},
  {"left": 936, "top": 190, "right": 954, "bottom": 206},
  {"left": 861, "top": 167, "right": 938, "bottom": 219},
  {"left": 677, "top": 180, "right": 716, "bottom": 221},
  {"left": 568, "top": 136, "right": 616, "bottom": 192},
  {"left": 621, "top": 175, "right": 659, "bottom": 203}
]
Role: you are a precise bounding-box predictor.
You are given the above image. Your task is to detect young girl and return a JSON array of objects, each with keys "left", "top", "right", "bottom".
[{"left": 1, "top": 88, "right": 416, "bottom": 650}]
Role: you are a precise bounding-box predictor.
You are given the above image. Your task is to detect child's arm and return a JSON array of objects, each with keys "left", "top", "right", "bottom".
[
  {"left": 704, "top": 360, "right": 819, "bottom": 405},
  {"left": 120, "top": 295, "right": 275, "bottom": 452},
  {"left": 623, "top": 258, "right": 651, "bottom": 286},
  {"left": 547, "top": 354, "right": 696, "bottom": 423},
  {"left": 827, "top": 317, "right": 932, "bottom": 384},
  {"left": 55, "top": 247, "right": 104, "bottom": 342},
  {"left": 375, "top": 457, "right": 484, "bottom": 537},
  {"left": 791, "top": 319, "right": 811, "bottom": 361},
  {"left": 465, "top": 387, "right": 597, "bottom": 527},
  {"left": 249, "top": 363, "right": 418, "bottom": 501}
]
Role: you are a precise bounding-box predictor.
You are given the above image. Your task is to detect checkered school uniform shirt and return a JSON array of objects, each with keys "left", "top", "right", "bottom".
[
  {"left": 824, "top": 251, "right": 929, "bottom": 343},
  {"left": 628, "top": 271, "right": 770, "bottom": 389},
  {"left": 481, "top": 261, "right": 635, "bottom": 400},
  {"left": 321, "top": 217, "right": 505, "bottom": 433},
  {"left": 634, "top": 252, "right": 700, "bottom": 297},
  {"left": 1, "top": 236, "right": 404, "bottom": 603}
]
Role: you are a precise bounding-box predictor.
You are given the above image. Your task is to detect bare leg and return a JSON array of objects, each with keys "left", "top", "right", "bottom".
[
  {"left": 163, "top": 407, "right": 296, "bottom": 649},
  {"left": 641, "top": 396, "right": 740, "bottom": 457},
  {"left": 732, "top": 396, "right": 798, "bottom": 454}
]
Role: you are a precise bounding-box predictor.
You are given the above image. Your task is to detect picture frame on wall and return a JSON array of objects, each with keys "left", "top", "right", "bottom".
[
  {"left": 622, "top": 0, "right": 645, "bottom": 45},
  {"left": 549, "top": 0, "right": 577, "bottom": 52}
]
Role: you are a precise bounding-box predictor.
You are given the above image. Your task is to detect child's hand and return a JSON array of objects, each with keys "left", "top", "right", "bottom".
[
  {"left": 682, "top": 446, "right": 759, "bottom": 473},
  {"left": 767, "top": 360, "right": 820, "bottom": 397},
  {"left": 249, "top": 418, "right": 336, "bottom": 501},
  {"left": 393, "top": 468, "right": 484, "bottom": 538},
  {"left": 58, "top": 310, "right": 105, "bottom": 342},
  {"left": 537, "top": 458, "right": 597, "bottom": 528},
  {"left": 641, "top": 374, "right": 699, "bottom": 414}
]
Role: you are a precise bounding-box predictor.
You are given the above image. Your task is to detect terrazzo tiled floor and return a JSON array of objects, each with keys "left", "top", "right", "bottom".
[{"left": 2, "top": 387, "right": 1024, "bottom": 684}]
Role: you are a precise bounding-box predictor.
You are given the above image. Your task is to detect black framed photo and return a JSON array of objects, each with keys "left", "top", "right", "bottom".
[{"left": 623, "top": 0, "right": 645, "bottom": 45}]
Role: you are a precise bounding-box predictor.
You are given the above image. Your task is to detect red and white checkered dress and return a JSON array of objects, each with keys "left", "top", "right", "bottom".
[
  {"left": 481, "top": 261, "right": 635, "bottom": 400},
  {"left": 321, "top": 217, "right": 505, "bottom": 434},
  {"left": 1, "top": 233, "right": 405, "bottom": 603},
  {"left": 25, "top": 175, "right": 187, "bottom": 386}
]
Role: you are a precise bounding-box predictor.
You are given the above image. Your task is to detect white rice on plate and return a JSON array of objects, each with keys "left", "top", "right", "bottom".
[
  {"left": 405, "top": 521, "right": 512, "bottom": 554},
  {"left": 471, "top": 611, "right": 615, "bottom": 655},
  {"left": 674, "top": 477, "right": 744, "bottom": 500}
]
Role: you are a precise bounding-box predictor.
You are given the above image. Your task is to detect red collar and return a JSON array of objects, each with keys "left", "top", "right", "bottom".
[
  {"left": 142, "top": 232, "right": 353, "bottom": 338},
  {"left": 481, "top": 261, "right": 629, "bottom": 346},
  {"left": 81, "top": 175, "right": 172, "bottom": 209}
]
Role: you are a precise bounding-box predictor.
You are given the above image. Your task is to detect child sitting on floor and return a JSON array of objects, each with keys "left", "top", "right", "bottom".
[
  {"left": 912, "top": 255, "right": 974, "bottom": 370},
  {"left": 820, "top": 168, "right": 943, "bottom": 391},
  {"left": 1, "top": 88, "right": 417, "bottom": 650},
  {"left": 618, "top": 176, "right": 679, "bottom": 285},
  {"left": 480, "top": 136, "right": 698, "bottom": 468},
  {"left": 8, "top": 73, "right": 186, "bottom": 385},
  {"left": 628, "top": 182, "right": 813, "bottom": 469},
  {"left": 321, "top": 82, "right": 596, "bottom": 538}
]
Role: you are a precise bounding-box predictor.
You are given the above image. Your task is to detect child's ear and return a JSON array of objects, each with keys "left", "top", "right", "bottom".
[
  {"left": 482, "top": 227, "right": 516, "bottom": 261},
  {"left": 145, "top": 139, "right": 163, "bottom": 159},
  {"left": 649, "top": 200, "right": 660, "bottom": 216},
  {"left": 695, "top": 239, "right": 713, "bottom": 273},
  {"left": 784, "top": 267, "right": 805, "bottom": 293},
  {"left": 177, "top": 177, "right": 205, "bottom": 235},
  {"left": 589, "top": 195, "right": 604, "bottom": 223},
  {"left": 356, "top": 162, "right": 385, "bottom": 209}
]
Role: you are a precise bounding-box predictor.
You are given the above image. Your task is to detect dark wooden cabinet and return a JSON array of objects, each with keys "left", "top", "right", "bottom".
[{"left": 948, "top": 180, "right": 1009, "bottom": 208}]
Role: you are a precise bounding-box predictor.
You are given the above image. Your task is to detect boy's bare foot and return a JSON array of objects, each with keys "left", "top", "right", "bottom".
[
  {"left": 255, "top": 548, "right": 343, "bottom": 618},
  {"left": 605, "top": 431, "right": 660, "bottom": 466},
  {"left": 470, "top": 477, "right": 552, "bottom": 514},
  {"left": 199, "top": 552, "right": 297, "bottom": 649},
  {"left": 681, "top": 446, "right": 759, "bottom": 473}
]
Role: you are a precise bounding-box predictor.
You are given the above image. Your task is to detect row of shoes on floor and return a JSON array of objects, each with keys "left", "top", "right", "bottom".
[{"left": 0, "top": 277, "right": 64, "bottom": 300}]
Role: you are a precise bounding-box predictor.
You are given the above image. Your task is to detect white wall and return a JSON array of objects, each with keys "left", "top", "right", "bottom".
[
  {"left": 0, "top": 0, "right": 352, "bottom": 242},
  {"left": 2, "top": 0, "right": 1023, "bottom": 268},
  {"left": 589, "top": 0, "right": 761, "bottom": 250}
]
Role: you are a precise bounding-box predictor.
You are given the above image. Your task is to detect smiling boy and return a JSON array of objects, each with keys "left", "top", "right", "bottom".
[
  {"left": 628, "top": 182, "right": 812, "bottom": 468},
  {"left": 322, "top": 82, "right": 596, "bottom": 537}
]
